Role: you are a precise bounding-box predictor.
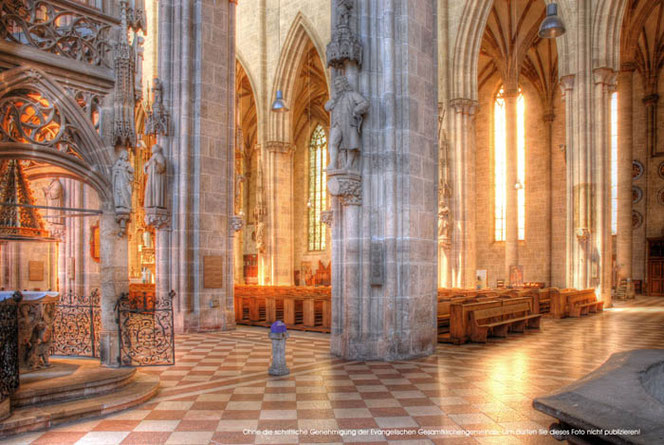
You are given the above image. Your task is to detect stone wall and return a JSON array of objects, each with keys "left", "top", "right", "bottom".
[
  {"left": 631, "top": 72, "right": 664, "bottom": 283},
  {"left": 474, "top": 76, "right": 566, "bottom": 287}
]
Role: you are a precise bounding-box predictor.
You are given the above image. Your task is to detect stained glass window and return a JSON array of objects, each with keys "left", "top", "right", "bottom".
[
  {"left": 494, "top": 87, "right": 526, "bottom": 241},
  {"left": 308, "top": 125, "right": 327, "bottom": 251},
  {"left": 611, "top": 91, "right": 618, "bottom": 235}
]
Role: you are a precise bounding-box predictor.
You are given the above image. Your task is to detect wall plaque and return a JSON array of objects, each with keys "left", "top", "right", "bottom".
[
  {"left": 370, "top": 237, "right": 384, "bottom": 286},
  {"left": 28, "top": 261, "right": 44, "bottom": 282},
  {"left": 203, "top": 256, "right": 223, "bottom": 289}
]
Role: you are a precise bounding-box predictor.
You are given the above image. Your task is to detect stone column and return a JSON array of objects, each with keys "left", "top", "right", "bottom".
[
  {"left": 593, "top": 67, "right": 617, "bottom": 305},
  {"left": 617, "top": 65, "right": 634, "bottom": 281},
  {"left": 99, "top": 205, "right": 129, "bottom": 367},
  {"left": 503, "top": 87, "right": 520, "bottom": 282},
  {"left": 328, "top": 0, "right": 438, "bottom": 361},
  {"left": 449, "top": 99, "right": 478, "bottom": 288},
  {"left": 266, "top": 141, "right": 294, "bottom": 285},
  {"left": 158, "top": 0, "right": 237, "bottom": 332},
  {"left": 560, "top": 75, "right": 577, "bottom": 287},
  {"left": 643, "top": 93, "right": 659, "bottom": 158}
]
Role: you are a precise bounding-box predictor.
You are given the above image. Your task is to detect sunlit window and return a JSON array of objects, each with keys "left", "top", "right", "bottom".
[
  {"left": 611, "top": 92, "right": 618, "bottom": 234},
  {"left": 308, "top": 125, "right": 327, "bottom": 251},
  {"left": 494, "top": 87, "right": 526, "bottom": 241}
]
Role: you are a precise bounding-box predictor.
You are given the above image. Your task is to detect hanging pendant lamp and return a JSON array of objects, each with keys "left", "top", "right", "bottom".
[
  {"left": 271, "top": 90, "right": 289, "bottom": 112},
  {"left": 538, "top": 3, "right": 566, "bottom": 39}
]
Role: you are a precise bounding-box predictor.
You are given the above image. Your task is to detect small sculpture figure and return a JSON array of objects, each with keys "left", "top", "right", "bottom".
[
  {"left": 325, "top": 76, "right": 369, "bottom": 172},
  {"left": 113, "top": 150, "right": 134, "bottom": 235},
  {"left": 133, "top": 35, "right": 145, "bottom": 94},
  {"left": 144, "top": 144, "right": 167, "bottom": 209},
  {"left": 42, "top": 178, "right": 64, "bottom": 225},
  {"left": 112, "top": 150, "right": 134, "bottom": 213}
]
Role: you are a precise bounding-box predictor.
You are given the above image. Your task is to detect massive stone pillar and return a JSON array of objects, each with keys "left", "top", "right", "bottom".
[
  {"left": 99, "top": 206, "right": 129, "bottom": 367},
  {"left": 328, "top": 0, "right": 438, "bottom": 361},
  {"left": 504, "top": 87, "right": 520, "bottom": 282},
  {"left": 617, "top": 65, "right": 634, "bottom": 281},
  {"left": 593, "top": 68, "right": 617, "bottom": 305},
  {"left": 449, "top": 99, "right": 478, "bottom": 288},
  {"left": 266, "top": 141, "right": 294, "bottom": 285},
  {"left": 157, "top": 0, "right": 237, "bottom": 332}
]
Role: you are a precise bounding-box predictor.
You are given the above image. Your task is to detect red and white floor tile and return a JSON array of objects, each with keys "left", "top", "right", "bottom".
[{"left": 5, "top": 296, "right": 664, "bottom": 445}]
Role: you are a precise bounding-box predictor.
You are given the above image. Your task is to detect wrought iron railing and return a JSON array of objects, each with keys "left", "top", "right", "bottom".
[
  {"left": 117, "top": 290, "right": 175, "bottom": 367},
  {"left": 0, "top": 292, "right": 21, "bottom": 417},
  {"left": 50, "top": 289, "right": 101, "bottom": 358}
]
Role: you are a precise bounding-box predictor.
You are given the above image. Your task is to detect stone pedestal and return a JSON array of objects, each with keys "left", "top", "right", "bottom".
[{"left": 268, "top": 322, "right": 289, "bottom": 376}]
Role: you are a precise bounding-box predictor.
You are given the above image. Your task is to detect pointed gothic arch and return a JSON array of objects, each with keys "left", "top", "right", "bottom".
[
  {"left": 592, "top": 0, "right": 629, "bottom": 70},
  {"left": 268, "top": 12, "right": 329, "bottom": 143},
  {"left": 0, "top": 66, "right": 113, "bottom": 201}
]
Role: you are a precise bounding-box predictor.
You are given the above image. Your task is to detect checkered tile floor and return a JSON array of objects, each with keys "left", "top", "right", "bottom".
[{"left": 6, "top": 296, "right": 664, "bottom": 445}]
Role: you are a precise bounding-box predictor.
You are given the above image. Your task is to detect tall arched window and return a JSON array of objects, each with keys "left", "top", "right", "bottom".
[
  {"left": 308, "top": 125, "right": 327, "bottom": 251},
  {"left": 494, "top": 87, "right": 526, "bottom": 241},
  {"left": 611, "top": 91, "right": 618, "bottom": 234}
]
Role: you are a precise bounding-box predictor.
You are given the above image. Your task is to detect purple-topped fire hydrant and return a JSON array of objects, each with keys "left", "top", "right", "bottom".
[{"left": 268, "top": 321, "right": 290, "bottom": 376}]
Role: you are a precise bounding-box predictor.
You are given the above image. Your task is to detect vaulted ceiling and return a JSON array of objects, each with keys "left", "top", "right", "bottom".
[
  {"left": 479, "top": 0, "right": 558, "bottom": 108},
  {"left": 291, "top": 41, "right": 329, "bottom": 146},
  {"left": 622, "top": 0, "right": 664, "bottom": 93}
]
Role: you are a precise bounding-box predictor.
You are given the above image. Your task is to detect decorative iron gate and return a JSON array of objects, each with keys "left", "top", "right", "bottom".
[
  {"left": 0, "top": 292, "right": 20, "bottom": 413},
  {"left": 50, "top": 289, "right": 101, "bottom": 358},
  {"left": 117, "top": 290, "right": 175, "bottom": 366}
]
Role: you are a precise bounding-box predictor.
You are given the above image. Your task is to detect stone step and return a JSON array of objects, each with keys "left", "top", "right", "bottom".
[
  {"left": 13, "top": 362, "right": 137, "bottom": 408},
  {"left": 0, "top": 373, "right": 158, "bottom": 438}
]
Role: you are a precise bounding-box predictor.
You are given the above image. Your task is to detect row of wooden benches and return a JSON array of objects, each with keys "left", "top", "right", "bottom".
[{"left": 233, "top": 285, "right": 604, "bottom": 343}]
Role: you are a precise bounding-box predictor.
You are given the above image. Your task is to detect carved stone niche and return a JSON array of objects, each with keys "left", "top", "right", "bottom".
[{"left": 327, "top": 171, "right": 361, "bottom": 206}]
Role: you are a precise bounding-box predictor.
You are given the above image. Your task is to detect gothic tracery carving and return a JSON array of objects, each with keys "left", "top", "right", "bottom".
[
  {"left": 0, "top": 88, "right": 83, "bottom": 160},
  {"left": 0, "top": 0, "right": 114, "bottom": 67}
]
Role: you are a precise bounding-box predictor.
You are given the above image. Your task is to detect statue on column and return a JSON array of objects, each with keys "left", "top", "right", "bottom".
[
  {"left": 42, "top": 178, "right": 64, "bottom": 226},
  {"left": 325, "top": 76, "right": 369, "bottom": 172},
  {"left": 112, "top": 150, "right": 134, "bottom": 235},
  {"left": 144, "top": 144, "right": 167, "bottom": 209}
]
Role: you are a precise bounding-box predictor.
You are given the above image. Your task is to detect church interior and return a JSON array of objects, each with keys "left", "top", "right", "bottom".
[{"left": 1, "top": 0, "right": 664, "bottom": 444}]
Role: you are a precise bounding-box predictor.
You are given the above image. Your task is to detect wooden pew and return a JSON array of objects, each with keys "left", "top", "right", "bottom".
[
  {"left": 568, "top": 294, "right": 604, "bottom": 317},
  {"left": 468, "top": 302, "right": 542, "bottom": 343},
  {"left": 550, "top": 288, "right": 600, "bottom": 318},
  {"left": 234, "top": 285, "right": 331, "bottom": 333}
]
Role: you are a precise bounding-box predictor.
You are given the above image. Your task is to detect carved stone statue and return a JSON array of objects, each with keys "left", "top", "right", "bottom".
[
  {"left": 144, "top": 144, "right": 167, "bottom": 209},
  {"left": 256, "top": 221, "right": 266, "bottom": 253},
  {"left": 325, "top": 76, "right": 369, "bottom": 172},
  {"left": 42, "top": 178, "right": 64, "bottom": 225},
  {"left": 133, "top": 35, "right": 145, "bottom": 94},
  {"left": 112, "top": 150, "right": 134, "bottom": 234},
  {"left": 438, "top": 205, "right": 450, "bottom": 239}
]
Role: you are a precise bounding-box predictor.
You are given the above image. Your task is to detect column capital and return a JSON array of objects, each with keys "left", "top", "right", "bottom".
[
  {"left": 449, "top": 98, "right": 478, "bottom": 115},
  {"left": 502, "top": 88, "right": 520, "bottom": 98},
  {"left": 265, "top": 141, "right": 294, "bottom": 155},
  {"left": 559, "top": 74, "right": 575, "bottom": 98},
  {"left": 593, "top": 67, "right": 618, "bottom": 92}
]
